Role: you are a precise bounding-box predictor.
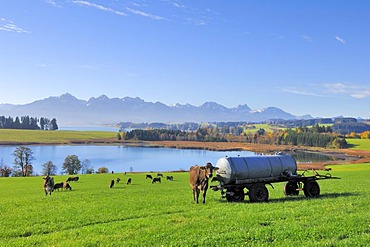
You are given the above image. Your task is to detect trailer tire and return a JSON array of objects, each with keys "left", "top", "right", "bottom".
[
  {"left": 284, "top": 181, "right": 299, "bottom": 196},
  {"left": 303, "top": 180, "right": 320, "bottom": 197},
  {"left": 226, "top": 188, "right": 245, "bottom": 202},
  {"left": 249, "top": 184, "right": 269, "bottom": 203}
]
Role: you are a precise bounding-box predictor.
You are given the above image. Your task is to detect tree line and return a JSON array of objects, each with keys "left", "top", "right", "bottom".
[
  {"left": 120, "top": 118, "right": 370, "bottom": 135},
  {"left": 124, "top": 124, "right": 347, "bottom": 148},
  {"left": 0, "top": 115, "right": 58, "bottom": 130}
]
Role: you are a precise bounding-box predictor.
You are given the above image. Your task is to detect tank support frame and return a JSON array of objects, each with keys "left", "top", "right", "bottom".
[{"left": 211, "top": 170, "right": 340, "bottom": 203}]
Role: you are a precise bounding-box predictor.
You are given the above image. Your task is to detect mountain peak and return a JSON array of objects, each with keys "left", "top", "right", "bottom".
[
  {"left": 200, "top": 101, "right": 226, "bottom": 109},
  {"left": 59, "top": 93, "right": 75, "bottom": 99},
  {"left": 233, "top": 104, "right": 252, "bottom": 112},
  {"left": 96, "top": 94, "right": 109, "bottom": 100}
]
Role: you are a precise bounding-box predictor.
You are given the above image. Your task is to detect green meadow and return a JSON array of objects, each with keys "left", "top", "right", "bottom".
[
  {"left": 0, "top": 129, "right": 117, "bottom": 144},
  {"left": 1, "top": 164, "right": 370, "bottom": 246},
  {"left": 346, "top": 138, "right": 370, "bottom": 150}
]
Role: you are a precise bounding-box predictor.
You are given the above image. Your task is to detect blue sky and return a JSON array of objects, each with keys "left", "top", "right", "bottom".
[{"left": 1, "top": 1, "right": 369, "bottom": 118}]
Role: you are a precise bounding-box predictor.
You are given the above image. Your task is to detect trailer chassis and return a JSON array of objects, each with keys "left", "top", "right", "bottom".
[{"left": 211, "top": 171, "right": 340, "bottom": 203}]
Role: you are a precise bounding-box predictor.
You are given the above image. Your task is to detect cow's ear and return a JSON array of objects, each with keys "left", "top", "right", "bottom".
[{"left": 213, "top": 167, "right": 219, "bottom": 171}]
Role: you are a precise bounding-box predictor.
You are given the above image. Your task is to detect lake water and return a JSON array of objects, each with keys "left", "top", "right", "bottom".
[{"left": 0, "top": 145, "right": 255, "bottom": 175}]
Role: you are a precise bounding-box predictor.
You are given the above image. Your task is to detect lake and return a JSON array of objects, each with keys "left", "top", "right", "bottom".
[{"left": 0, "top": 145, "right": 255, "bottom": 175}]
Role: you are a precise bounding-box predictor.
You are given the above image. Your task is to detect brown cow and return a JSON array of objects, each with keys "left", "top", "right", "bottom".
[
  {"left": 42, "top": 175, "right": 54, "bottom": 196},
  {"left": 63, "top": 182, "right": 72, "bottom": 190},
  {"left": 189, "top": 162, "right": 218, "bottom": 204}
]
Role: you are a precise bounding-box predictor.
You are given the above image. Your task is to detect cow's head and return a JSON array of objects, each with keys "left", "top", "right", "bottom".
[
  {"left": 201, "top": 162, "right": 219, "bottom": 179},
  {"left": 43, "top": 175, "right": 54, "bottom": 186}
]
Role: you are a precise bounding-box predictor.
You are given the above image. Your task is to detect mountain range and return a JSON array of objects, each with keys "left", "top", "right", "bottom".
[{"left": 0, "top": 93, "right": 312, "bottom": 126}]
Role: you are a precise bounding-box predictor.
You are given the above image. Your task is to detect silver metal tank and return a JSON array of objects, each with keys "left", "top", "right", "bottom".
[{"left": 215, "top": 154, "right": 297, "bottom": 185}]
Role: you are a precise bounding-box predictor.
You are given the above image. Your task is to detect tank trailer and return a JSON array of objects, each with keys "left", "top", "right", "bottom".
[{"left": 211, "top": 154, "right": 339, "bottom": 202}]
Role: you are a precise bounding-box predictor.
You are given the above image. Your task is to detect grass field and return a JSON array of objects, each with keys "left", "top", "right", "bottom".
[
  {"left": 346, "top": 138, "right": 370, "bottom": 150},
  {"left": 1, "top": 164, "right": 369, "bottom": 246},
  {"left": 0, "top": 129, "right": 117, "bottom": 144}
]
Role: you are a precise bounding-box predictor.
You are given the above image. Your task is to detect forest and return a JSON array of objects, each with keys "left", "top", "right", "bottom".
[
  {"left": 0, "top": 116, "right": 58, "bottom": 130},
  {"left": 124, "top": 124, "right": 348, "bottom": 149}
]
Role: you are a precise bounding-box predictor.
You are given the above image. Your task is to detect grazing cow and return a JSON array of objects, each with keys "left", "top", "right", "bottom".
[
  {"left": 53, "top": 182, "right": 64, "bottom": 191},
  {"left": 189, "top": 162, "right": 218, "bottom": 204},
  {"left": 166, "top": 176, "right": 174, "bottom": 181},
  {"left": 146, "top": 174, "right": 153, "bottom": 180},
  {"left": 152, "top": 177, "right": 161, "bottom": 183},
  {"left": 63, "top": 182, "right": 72, "bottom": 190},
  {"left": 127, "top": 178, "right": 132, "bottom": 185},
  {"left": 116, "top": 178, "right": 121, "bottom": 183},
  {"left": 157, "top": 173, "right": 163, "bottom": 177},
  {"left": 42, "top": 175, "right": 54, "bottom": 196},
  {"left": 109, "top": 179, "right": 115, "bottom": 188},
  {"left": 66, "top": 176, "right": 79, "bottom": 182}
]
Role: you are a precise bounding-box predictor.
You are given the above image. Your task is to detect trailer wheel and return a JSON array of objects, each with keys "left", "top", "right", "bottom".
[
  {"left": 303, "top": 180, "right": 320, "bottom": 197},
  {"left": 249, "top": 184, "right": 269, "bottom": 203},
  {"left": 226, "top": 188, "right": 245, "bottom": 202},
  {"left": 284, "top": 181, "right": 299, "bottom": 196}
]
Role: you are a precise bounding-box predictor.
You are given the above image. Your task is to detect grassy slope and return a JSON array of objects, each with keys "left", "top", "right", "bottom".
[
  {"left": 0, "top": 165, "right": 369, "bottom": 246},
  {"left": 0, "top": 129, "right": 117, "bottom": 144},
  {"left": 346, "top": 138, "right": 370, "bottom": 150}
]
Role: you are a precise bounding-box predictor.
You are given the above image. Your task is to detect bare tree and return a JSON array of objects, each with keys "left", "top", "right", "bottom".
[
  {"left": 81, "top": 159, "right": 91, "bottom": 174},
  {"left": 42, "top": 161, "right": 57, "bottom": 176},
  {"left": 12, "top": 146, "right": 35, "bottom": 176},
  {"left": 0, "top": 158, "right": 12, "bottom": 177}
]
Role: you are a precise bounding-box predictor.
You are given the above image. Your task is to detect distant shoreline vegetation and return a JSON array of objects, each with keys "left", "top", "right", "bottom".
[
  {"left": 0, "top": 115, "right": 58, "bottom": 130},
  {"left": 122, "top": 118, "right": 370, "bottom": 149},
  {"left": 124, "top": 126, "right": 347, "bottom": 149},
  {"left": 119, "top": 117, "right": 370, "bottom": 135}
]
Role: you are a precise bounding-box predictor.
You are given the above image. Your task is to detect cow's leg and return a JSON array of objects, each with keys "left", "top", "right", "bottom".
[
  {"left": 44, "top": 189, "right": 47, "bottom": 196},
  {"left": 202, "top": 189, "right": 207, "bottom": 203},
  {"left": 195, "top": 187, "right": 200, "bottom": 204}
]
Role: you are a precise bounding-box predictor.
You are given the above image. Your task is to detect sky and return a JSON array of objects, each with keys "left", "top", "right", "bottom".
[{"left": 1, "top": 0, "right": 370, "bottom": 119}]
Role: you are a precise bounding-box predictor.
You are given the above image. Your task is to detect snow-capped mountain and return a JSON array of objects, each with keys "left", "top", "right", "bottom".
[{"left": 0, "top": 93, "right": 312, "bottom": 126}]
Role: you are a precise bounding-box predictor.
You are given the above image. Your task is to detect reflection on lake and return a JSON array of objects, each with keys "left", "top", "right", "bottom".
[
  {"left": 0, "top": 145, "right": 340, "bottom": 175},
  {"left": 290, "top": 151, "right": 341, "bottom": 163}
]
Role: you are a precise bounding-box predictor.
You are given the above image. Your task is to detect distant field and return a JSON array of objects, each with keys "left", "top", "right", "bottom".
[
  {"left": 0, "top": 129, "right": 117, "bottom": 144},
  {"left": 0, "top": 164, "right": 369, "bottom": 246},
  {"left": 244, "top": 123, "right": 284, "bottom": 134},
  {"left": 345, "top": 138, "right": 370, "bottom": 150}
]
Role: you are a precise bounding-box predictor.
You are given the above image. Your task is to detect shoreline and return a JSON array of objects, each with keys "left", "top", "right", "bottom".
[{"left": 1, "top": 140, "right": 369, "bottom": 170}]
